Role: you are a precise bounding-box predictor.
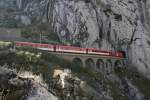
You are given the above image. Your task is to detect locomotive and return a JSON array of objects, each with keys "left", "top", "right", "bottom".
[{"left": 15, "top": 41, "right": 125, "bottom": 58}]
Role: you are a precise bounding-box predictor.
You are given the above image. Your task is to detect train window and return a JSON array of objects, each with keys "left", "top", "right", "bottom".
[
  {"left": 20, "top": 43, "right": 24, "bottom": 46},
  {"left": 43, "top": 44, "right": 46, "bottom": 47},
  {"left": 29, "top": 43, "right": 33, "bottom": 46},
  {"left": 17, "top": 43, "right": 21, "bottom": 46},
  {"left": 33, "top": 43, "right": 39, "bottom": 47},
  {"left": 92, "top": 49, "right": 100, "bottom": 52},
  {"left": 43, "top": 44, "right": 48, "bottom": 48},
  {"left": 40, "top": 44, "right": 45, "bottom": 48},
  {"left": 24, "top": 43, "right": 28, "bottom": 46},
  {"left": 93, "top": 50, "right": 98, "bottom": 52},
  {"left": 62, "top": 46, "right": 66, "bottom": 49}
]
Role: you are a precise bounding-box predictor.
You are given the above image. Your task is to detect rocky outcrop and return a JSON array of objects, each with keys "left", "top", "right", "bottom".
[
  {"left": 0, "top": 66, "right": 58, "bottom": 100},
  {"left": 51, "top": 69, "right": 104, "bottom": 100},
  {"left": 0, "top": 0, "right": 150, "bottom": 77},
  {"left": 0, "top": 48, "right": 148, "bottom": 100},
  {"left": 120, "top": 78, "right": 144, "bottom": 100},
  {"left": 0, "top": 66, "right": 113, "bottom": 100}
]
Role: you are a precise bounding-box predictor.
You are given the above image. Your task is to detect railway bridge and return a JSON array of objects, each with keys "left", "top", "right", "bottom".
[
  {"left": 50, "top": 52, "right": 125, "bottom": 75},
  {"left": 13, "top": 41, "right": 125, "bottom": 75}
]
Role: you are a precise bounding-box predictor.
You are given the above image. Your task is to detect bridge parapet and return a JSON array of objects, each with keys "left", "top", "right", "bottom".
[{"left": 50, "top": 52, "right": 125, "bottom": 75}]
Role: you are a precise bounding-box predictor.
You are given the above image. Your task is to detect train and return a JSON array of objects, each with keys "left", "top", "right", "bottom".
[{"left": 15, "top": 41, "right": 125, "bottom": 58}]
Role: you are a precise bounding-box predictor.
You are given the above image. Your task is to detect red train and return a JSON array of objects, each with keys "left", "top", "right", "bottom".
[{"left": 15, "top": 41, "right": 125, "bottom": 58}]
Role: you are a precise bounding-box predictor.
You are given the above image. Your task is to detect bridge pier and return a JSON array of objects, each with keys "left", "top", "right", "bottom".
[{"left": 50, "top": 52, "right": 124, "bottom": 75}]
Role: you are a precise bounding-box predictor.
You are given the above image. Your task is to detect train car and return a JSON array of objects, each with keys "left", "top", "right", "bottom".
[
  {"left": 15, "top": 41, "right": 125, "bottom": 58},
  {"left": 15, "top": 42, "right": 37, "bottom": 47},
  {"left": 116, "top": 51, "right": 125, "bottom": 58},
  {"left": 15, "top": 42, "right": 55, "bottom": 51},
  {"left": 109, "top": 51, "right": 116, "bottom": 57},
  {"left": 109, "top": 51, "right": 125, "bottom": 58},
  {"left": 55, "top": 45, "right": 87, "bottom": 54},
  {"left": 37, "top": 44, "right": 54, "bottom": 51},
  {"left": 87, "top": 48, "right": 125, "bottom": 58},
  {"left": 15, "top": 41, "right": 31, "bottom": 46},
  {"left": 87, "top": 48, "right": 110, "bottom": 56}
]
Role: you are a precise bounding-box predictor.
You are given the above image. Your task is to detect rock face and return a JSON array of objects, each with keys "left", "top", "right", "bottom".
[
  {"left": 120, "top": 78, "right": 144, "bottom": 100},
  {"left": 0, "top": 0, "right": 150, "bottom": 77},
  {"left": 0, "top": 66, "right": 115, "bottom": 100},
  {"left": 0, "top": 67, "right": 58, "bottom": 100}
]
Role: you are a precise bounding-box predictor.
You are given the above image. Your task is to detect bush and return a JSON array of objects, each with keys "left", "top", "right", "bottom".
[{"left": 0, "top": 41, "right": 13, "bottom": 50}]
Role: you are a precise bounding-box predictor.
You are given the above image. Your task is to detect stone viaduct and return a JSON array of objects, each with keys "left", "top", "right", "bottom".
[{"left": 50, "top": 52, "right": 125, "bottom": 75}]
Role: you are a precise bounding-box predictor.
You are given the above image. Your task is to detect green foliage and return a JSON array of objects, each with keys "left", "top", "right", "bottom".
[
  {"left": 5, "top": 89, "right": 29, "bottom": 100},
  {"left": 21, "top": 30, "right": 32, "bottom": 38},
  {"left": 0, "top": 18, "right": 18, "bottom": 28},
  {"left": 0, "top": 41, "right": 12, "bottom": 48},
  {"left": 115, "top": 67, "right": 150, "bottom": 100},
  {"left": 48, "top": 33, "right": 60, "bottom": 42},
  {"left": 20, "top": 22, "right": 60, "bottom": 43},
  {"left": 75, "top": 67, "right": 129, "bottom": 100},
  {"left": 16, "top": 50, "right": 42, "bottom": 63},
  {"left": 0, "top": 46, "right": 129, "bottom": 99}
]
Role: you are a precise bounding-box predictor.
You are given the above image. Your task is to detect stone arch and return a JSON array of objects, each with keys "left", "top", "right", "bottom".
[
  {"left": 96, "top": 59, "right": 104, "bottom": 72},
  {"left": 85, "top": 58, "right": 95, "bottom": 68},
  {"left": 72, "top": 58, "right": 83, "bottom": 66},
  {"left": 106, "top": 59, "right": 113, "bottom": 75}
]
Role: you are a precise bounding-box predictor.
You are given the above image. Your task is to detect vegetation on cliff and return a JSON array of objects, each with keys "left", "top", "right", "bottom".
[
  {"left": 0, "top": 42, "right": 130, "bottom": 100},
  {"left": 0, "top": 41, "right": 149, "bottom": 100}
]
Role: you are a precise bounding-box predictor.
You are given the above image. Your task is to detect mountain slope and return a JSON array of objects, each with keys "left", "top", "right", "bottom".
[
  {"left": 1, "top": 45, "right": 150, "bottom": 100},
  {"left": 0, "top": 0, "right": 150, "bottom": 77}
]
